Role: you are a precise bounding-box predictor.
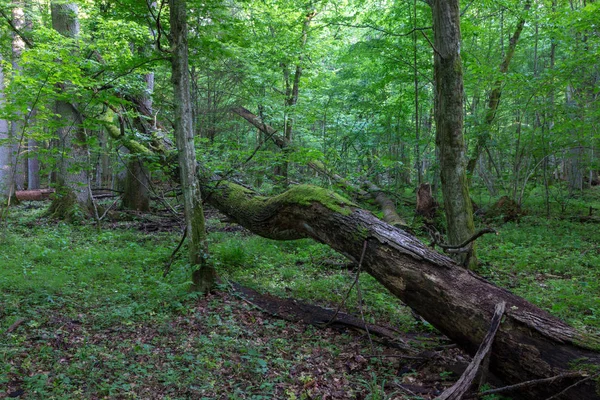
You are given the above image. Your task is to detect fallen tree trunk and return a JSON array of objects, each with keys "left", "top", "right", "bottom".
[
  {"left": 203, "top": 181, "right": 600, "bottom": 399},
  {"left": 15, "top": 189, "right": 55, "bottom": 201}
]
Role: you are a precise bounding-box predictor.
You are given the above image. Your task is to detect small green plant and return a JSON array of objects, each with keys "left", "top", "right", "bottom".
[{"left": 359, "top": 372, "right": 399, "bottom": 400}]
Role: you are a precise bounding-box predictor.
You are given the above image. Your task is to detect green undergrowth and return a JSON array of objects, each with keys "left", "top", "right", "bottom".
[
  {"left": 0, "top": 203, "right": 422, "bottom": 399},
  {"left": 477, "top": 215, "right": 600, "bottom": 333},
  {"left": 208, "top": 231, "right": 417, "bottom": 332},
  {"left": 472, "top": 186, "right": 600, "bottom": 334}
]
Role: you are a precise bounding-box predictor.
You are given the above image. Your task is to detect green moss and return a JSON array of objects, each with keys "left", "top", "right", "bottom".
[
  {"left": 100, "top": 111, "right": 151, "bottom": 155},
  {"left": 46, "top": 190, "right": 87, "bottom": 222},
  {"left": 276, "top": 185, "right": 356, "bottom": 215},
  {"left": 574, "top": 333, "right": 600, "bottom": 352},
  {"left": 218, "top": 183, "right": 355, "bottom": 216}
]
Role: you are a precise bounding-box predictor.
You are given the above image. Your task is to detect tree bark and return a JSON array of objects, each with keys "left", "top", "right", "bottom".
[
  {"left": 10, "top": 1, "right": 27, "bottom": 192},
  {"left": 432, "top": 0, "right": 476, "bottom": 267},
  {"left": 202, "top": 180, "right": 600, "bottom": 400},
  {"left": 122, "top": 156, "right": 150, "bottom": 211},
  {"left": 170, "top": 0, "right": 215, "bottom": 292},
  {"left": 0, "top": 53, "right": 12, "bottom": 200},
  {"left": 19, "top": 0, "right": 39, "bottom": 190},
  {"left": 121, "top": 73, "right": 153, "bottom": 212},
  {"left": 48, "top": 2, "right": 92, "bottom": 219}
]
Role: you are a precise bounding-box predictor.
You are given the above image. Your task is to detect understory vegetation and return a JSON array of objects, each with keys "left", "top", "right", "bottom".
[{"left": 1, "top": 188, "right": 599, "bottom": 399}]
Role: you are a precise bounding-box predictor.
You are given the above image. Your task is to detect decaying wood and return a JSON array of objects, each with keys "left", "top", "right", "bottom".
[
  {"left": 230, "top": 282, "right": 410, "bottom": 349},
  {"left": 436, "top": 302, "right": 505, "bottom": 400},
  {"left": 364, "top": 180, "right": 408, "bottom": 227},
  {"left": 416, "top": 182, "right": 437, "bottom": 220},
  {"left": 15, "top": 188, "right": 123, "bottom": 202},
  {"left": 474, "top": 372, "right": 589, "bottom": 398},
  {"left": 96, "top": 104, "right": 599, "bottom": 399},
  {"left": 202, "top": 181, "right": 600, "bottom": 400}
]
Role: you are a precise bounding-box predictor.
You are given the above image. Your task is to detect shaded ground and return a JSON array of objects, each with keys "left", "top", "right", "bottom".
[
  {"left": 1, "top": 201, "right": 473, "bottom": 399},
  {"left": 2, "top": 288, "right": 468, "bottom": 399}
]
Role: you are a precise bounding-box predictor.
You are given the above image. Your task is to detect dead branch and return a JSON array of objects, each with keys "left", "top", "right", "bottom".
[{"left": 435, "top": 302, "right": 506, "bottom": 400}]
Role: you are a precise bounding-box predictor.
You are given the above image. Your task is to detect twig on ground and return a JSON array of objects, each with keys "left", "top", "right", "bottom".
[
  {"left": 323, "top": 240, "right": 368, "bottom": 328},
  {"left": 470, "top": 372, "right": 586, "bottom": 398},
  {"left": 543, "top": 372, "right": 600, "bottom": 400},
  {"left": 5, "top": 318, "right": 26, "bottom": 334},
  {"left": 396, "top": 383, "right": 420, "bottom": 398}
]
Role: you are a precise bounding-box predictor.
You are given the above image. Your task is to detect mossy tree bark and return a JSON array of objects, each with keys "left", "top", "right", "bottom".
[
  {"left": 202, "top": 181, "right": 600, "bottom": 400},
  {"left": 170, "top": 0, "right": 216, "bottom": 293},
  {"left": 48, "top": 1, "right": 92, "bottom": 220},
  {"left": 431, "top": 0, "right": 476, "bottom": 267}
]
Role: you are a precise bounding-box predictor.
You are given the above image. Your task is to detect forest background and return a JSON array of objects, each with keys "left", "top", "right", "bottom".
[{"left": 0, "top": 0, "right": 599, "bottom": 398}]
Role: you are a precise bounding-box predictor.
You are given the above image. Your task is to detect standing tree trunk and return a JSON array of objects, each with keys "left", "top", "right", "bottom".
[
  {"left": 276, "top": 10, "right": 316, "bottom": 184},
  {"left": 10, "top": 1, "right": 28, "bottom": 192},
  {"left": 169, "top": 0, "right": 216, "bottom": 293},
  {"left": 47, "top": 1, "right": 92, "bottom": 219},
  {"left": 431, "top": 0, "right": 476, "bottom": 267},
  {"left": 0, "top": 53, "right": 11, "bottom": 200}
]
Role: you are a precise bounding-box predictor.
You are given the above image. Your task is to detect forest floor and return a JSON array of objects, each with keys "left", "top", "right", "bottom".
[{"left": 1, "top": 187, "right": 599, "bottom": 399}]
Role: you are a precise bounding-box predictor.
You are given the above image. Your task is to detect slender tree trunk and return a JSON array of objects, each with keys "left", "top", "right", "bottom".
[
  {"left": 431, "top": 0, "right": 476, "bottom": 267},
  {"left": 11, "top": 1, "right": 27, "bottom": 191},
  {"left": 413, "top": 0, "right": 423, "bottom": 185},
  {"left": 466, "top": 1, "right": 531, "bottom": 179},
  {"left": 14, "top": 0, "right": 40, "bottom": 190},
  {"left": 47, "top": 2, "right": 92, "bottom": 219},
  {"left": 276, "top": 10, "right": 316, "bottom": 185},
  {"left": 170, "top": 0, "right": 215, "bottom": 292}
]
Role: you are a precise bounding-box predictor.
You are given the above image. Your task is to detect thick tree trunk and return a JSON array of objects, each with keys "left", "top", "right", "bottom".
[
  {"left": 10, "top": 1, "right": 28, "bottom": 192},
  {"left": 122, "top": 157, "right": 150, "bottom": 211},
  {"left": 121, "top": 73, "right": 153, "bottom": 212},
  {"left": 203, "top": 181, "right": 600, "bottom": 399},
  {"left": 48, "top": 2, "right": 92, "bottom": 219},
  {"left": 432, "top": 0, "right": 476, "bottom": 267}
]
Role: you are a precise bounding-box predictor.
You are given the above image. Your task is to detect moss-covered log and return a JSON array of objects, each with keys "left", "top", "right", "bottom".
[{"left": 203, "top": 181, "right": 600, "bottom": 399}]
